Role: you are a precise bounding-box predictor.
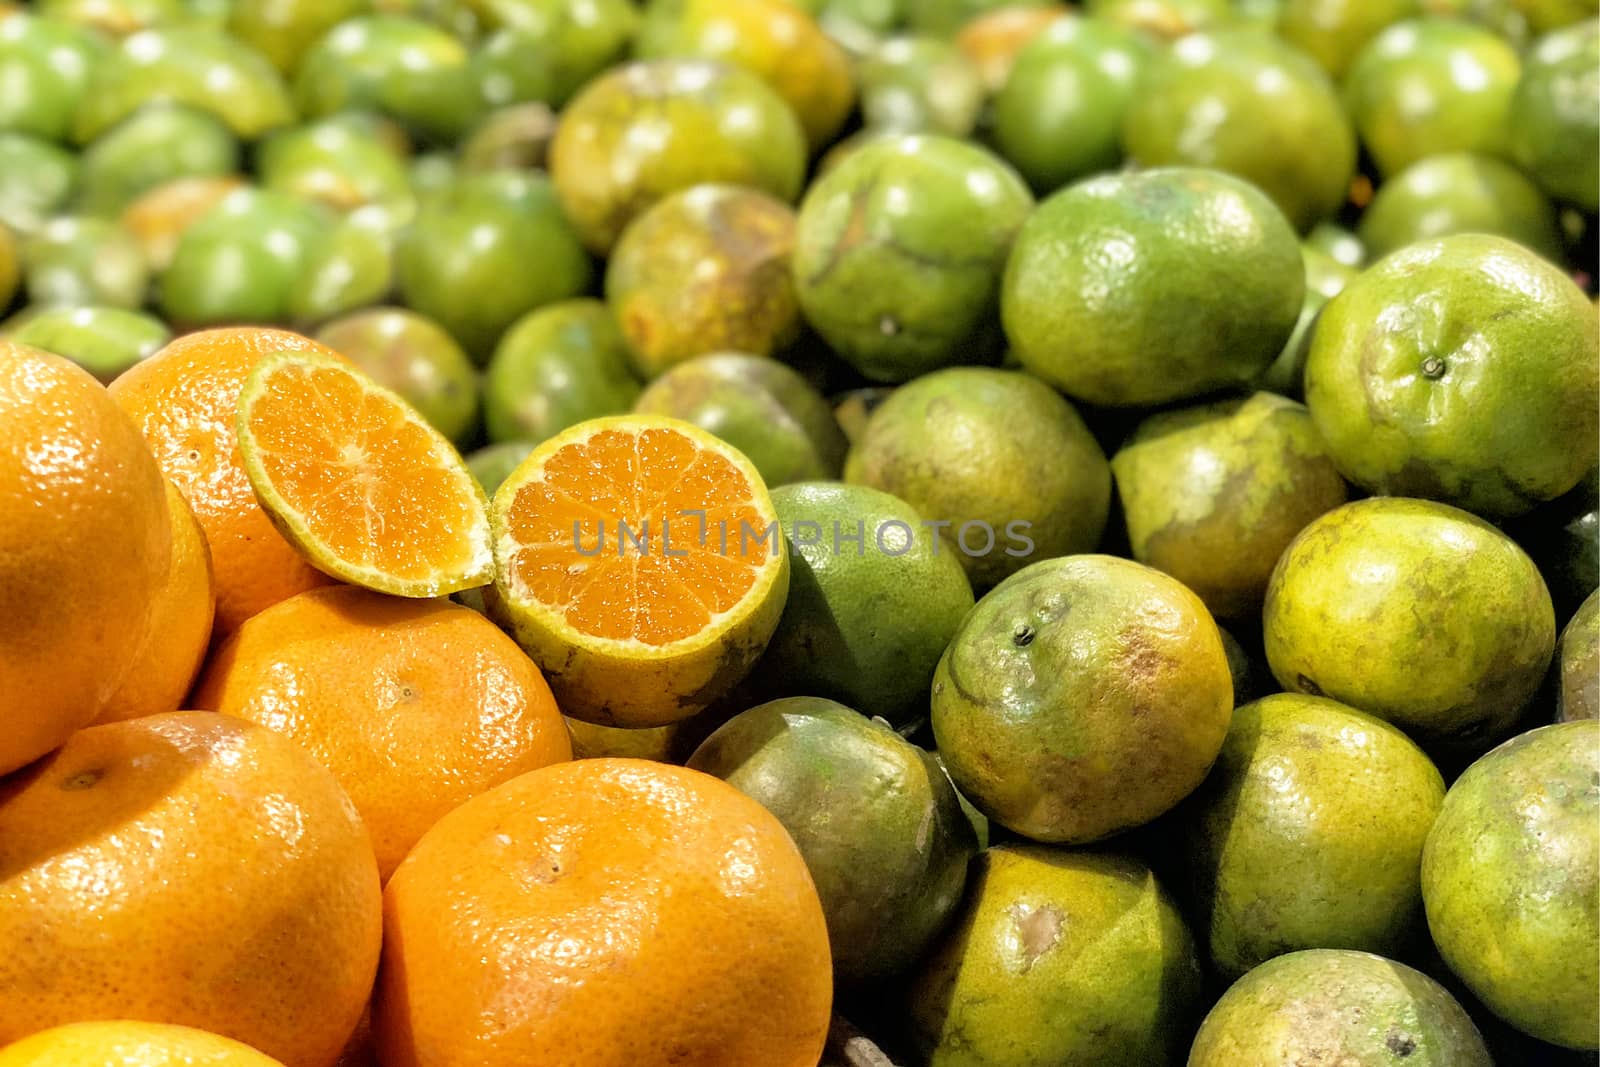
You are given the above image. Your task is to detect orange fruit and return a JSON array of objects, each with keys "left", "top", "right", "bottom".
[
  {"left": 235, "top": 351, "right": 492, "bottom": 598},
  {"left": 0, "top": 711, "right": 382, "bottom": 1067},
  {"left": 97, "top": 481, "right": 215, "bottom": 723},
  {"left": 490, "top": 415, "right": 790, "bottom": 728},
  {"left": 372, "top": 757, "right": 832, "bottom": 1067},
  {"left": 193, "top": 585, "right": 572, "bottom": 879},
  {"left": 0, "top": 341, "right": 171, "bottom": 774},
  {"left": 0, "top": 1021, "right": 287, "bottom": 1067},
  {"left": 108, "top": 327, "right": 343, "bottom": 634}
]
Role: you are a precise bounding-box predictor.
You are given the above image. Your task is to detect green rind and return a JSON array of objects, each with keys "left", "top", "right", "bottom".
[
  {"left": 1421, "top": 722, "right": 1600, "bottom": 1048},
  {"left": 1189, "top": 949, "right": 1493, "bottom": 1066},
  {"left": 1183, "top": 694, "right": 1445, "bottom": 980}
]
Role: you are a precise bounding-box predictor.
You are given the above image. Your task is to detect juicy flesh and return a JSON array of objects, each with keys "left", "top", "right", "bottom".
[
  {"left": 503, "top": 427, "right": 770, "bottom": 645},
  {"left": 248, "top": 362, "right": 484, "bottom": 584}
]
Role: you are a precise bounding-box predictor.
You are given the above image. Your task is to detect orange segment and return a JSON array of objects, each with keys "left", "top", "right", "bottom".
[
  {"left": 237, "top": 352, "right": 492, "bottom": 598},
  {"left": 491, "top": 415, "right": 789, "bottom": 728}
]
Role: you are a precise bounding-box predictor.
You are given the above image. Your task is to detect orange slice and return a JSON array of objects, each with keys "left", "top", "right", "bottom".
[
  {"left": 490, "top": 415, "right": 790, "bottom": 727},
  {"left": 236, "top": 351, "right": 492, "bottom": 598}
]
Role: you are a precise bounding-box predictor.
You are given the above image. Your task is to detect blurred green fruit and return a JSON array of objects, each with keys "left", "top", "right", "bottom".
[
  {"left": 992, "top": 16, "right": 1151, "bottom": 193},
  {"left": 856, "top": 36, "right": 984, "bottom": 137},
  {"left": 74, "top": 26, "right": 296, "bottom": 142},
  {"left": 1357, "top": 152, "right": 1564, "bottom": 261},
  {"left": 24, "top": 216, "right": 149, "bottom": 308},
  {"left": 76, "top": 105, "right": 240, "bottom": 217},
  {"left": 1509, "top": 18, "right": 1600, "bottom": 210},
  {"left": 158, "top": 186, "right": 331, "bottom": 325},
  {"left": 0, "top": 133, "right": 79, "bottom": 234},
  {"left": 287, "top": 205, "right": 404, "bottom": 327},
  {"left": 0, "top": 14, "right": 107, "bottom": 142},
  {"left": 294, "top": 15, "right": 483, "bottom": 141},
  {"left": 1123, "top": 28, "right": 1356, "bottom": 231},
  {"left": 482, "top": 299, "right": 641, "bottom": 444},
  {"left": 228, "top": 0, "right": 368, "bottom": 74},
  {"left": 395, "top": 171, "right": 592, "bottom": 360},
  {"left": 9, "top": 305, "right": 171, "bottom": 382},
  {"left": 548, "top": 59, "right": 808, "bottom": 254},
  {"left": 1344, "top": 17, "right": 1521, "bottom": 177},
  {"left": 258, "top": 114, "right": 414, "bottom": 214}
]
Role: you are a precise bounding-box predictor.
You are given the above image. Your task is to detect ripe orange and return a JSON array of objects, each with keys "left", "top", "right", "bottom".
[
  {"left": 193, "top": 585, "right": 572, "bottom": 879},
  {"left": 0, "top": 712, "right": 382, "bottom": 1067},
  {"left": 97, "top": 480, "right": 215, "bottom": 723},
  {"left": 0, "top": 341, "right": 171, "bottom": 774},
  {"left": 372, "top": 758, "right": 832, "bottom": 1067},
  {"left": 108, "top": 327, "right": 342, "bottom": 635},
  {"left": 490, "top": 415, "right": 789, "bottom": 727},
  {"left": 0, "top": 1021, "right": 287, "bottom": 1067},
  {"left": 234, "top": 351, "right": 492, "bottom": 598}
]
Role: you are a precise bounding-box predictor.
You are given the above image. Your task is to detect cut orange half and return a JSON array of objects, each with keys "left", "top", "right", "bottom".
[
  {"left": 490, "top": 415, "right": 790, "bottom": 728},
  {"left": 237, "top": 351, "right": 492, "bottom": 598}
]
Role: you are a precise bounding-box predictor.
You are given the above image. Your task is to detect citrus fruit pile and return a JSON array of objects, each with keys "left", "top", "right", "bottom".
[{"left": 0, "top": 2, "right": 1597, "bottom": 1066}]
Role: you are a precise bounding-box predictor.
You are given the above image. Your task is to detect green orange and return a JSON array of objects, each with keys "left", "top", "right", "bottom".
[
  {"left": 1423, "top": 722, "right": 1599, "bottom": 1049},
  {"left": 482, "top": 299, "right": 641, "bottom": 445},
  {"left": 1304, "top": 234, "right": 1598, "bottom": 519},
  {"left": 1002, "top": 167, "right": 1304, "bottom": 407},
  {"left": 793, "top": 135, "right": 1033, "bottom": 383},
  {"left": 1189, "top": 950, "right": 1492, "bottom": 1066},
  {"left": 687, "top": 697, "right": 978, "bottom": 988},
  {"left": 606, "top": 185, "right": 800, "bottom": 378},
  {"left": 1122, "top": 28, "right": 1356, "bottom": 231},
  {"left": 74, "top": 25, "right": 294, "bottom": 143},
  {"left": 549, "top": 59, "right": 807, "bottom": 254},
  {"left": 754, "top": 481, "right": 976, "bottom": 723},
  {"left": 932, "top": 554, "right": 1233, "bottom": 843},
  {"left": 636, "top": 0, "right": 854, "bottom": 149},
  {"left": 1111, "top": 392, "right": 1349, "bottom": 618},
  {"left": 1344, "top": 17, "right": 1521, "bottom": 177},
  {"left": 1264, "top": 497, "right": 1556, "bottom": 750},
  {"left": 991, "top": 15, "right": 1151, "bottom": 192},
  {"left": 1183, "top": 694, "right": 1445, "bottom": 979},
  {"left": 909, "top": 845, "right": 1203, "bottom": 1066},
  {"left": 856, "top": 36, "right": 985, "bottom": 138},
  {"left": 1356, "top": 152, "right": 1563, "bottom": 261},
  {"left": 1509, "top": 18, "right": 1600, "bottom": 210},
  {"left": 1558, "top": 590, "right": 1599, "bottom": 721},
  {"left": 844, "top": 367, "right": 1110, "bottom": 588},
  {"left": 1277, "top": 0, "right": 1422, "bottom": 78},
  {"left": 395, "top": 171, "right": 593, "bottom": 361}
]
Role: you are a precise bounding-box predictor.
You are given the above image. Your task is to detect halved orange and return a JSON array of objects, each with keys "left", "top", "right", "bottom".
[
  {"left": 490, "top": 415, "right": 790, "bottom": 728},
  {"left": 236, "top": 351, "right": 492, "bottom": 598}
]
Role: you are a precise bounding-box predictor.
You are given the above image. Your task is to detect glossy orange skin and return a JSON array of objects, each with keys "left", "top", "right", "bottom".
[
  {"left": 373, "top": 758, "right": 833, "bottom": 1067},
  {"left": 0, "top": 342, "right": 170, "bottom": 773},
  {"left": 109, "top": 327, "right": 343, "bottom": 633},
  {"left": 0, "top": 1021, "right": 289, "bottom": 1067},
  {"left": 193, "top": 586, "right": 572, "bottom": 879},
  {"left": 98, "top": 481, "right": 215, "bottom": 723},
  {"left": 0, "top": 712, "right": 382, "bottom": 1067}
]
